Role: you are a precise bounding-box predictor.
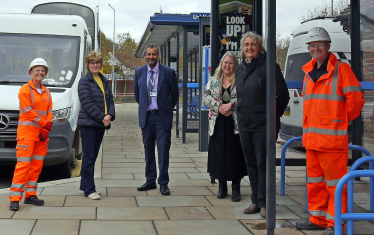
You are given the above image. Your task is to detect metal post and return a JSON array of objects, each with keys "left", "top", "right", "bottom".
[
  {"left": 351, "top": 0, "right": 362, "bottom": 177},
  {"left": 168, "top": 40, "right": 171, "bottom": 67},
  {"left": 253, "top": 0, "right": 263, "bottom": 35},
  {"left": 331, "top": 0, "right": 334, "bottom": 17},
  {"left": 108, "top": 4, "right": 115, "bottom": 96},
  {"left": 183, "top": 28, "right": 188, "bottom": 143},
  {"left": 265, "top": 1, "right": 276, "bottom": 234},
  {"left": 176, "top": 34, "right": 180, "bottom": 138},
  {"left": 210, "top": 0, "right": 219, "bottom": 76}
]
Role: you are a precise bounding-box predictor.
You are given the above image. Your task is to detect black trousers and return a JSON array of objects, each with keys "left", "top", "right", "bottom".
[{"left": 239, "top": 130, "right": 267, "bottom": 208}]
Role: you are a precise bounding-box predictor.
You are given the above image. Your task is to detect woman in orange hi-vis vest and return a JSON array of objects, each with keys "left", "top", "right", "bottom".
[
  {"left": 9, "top": 58, "right": 53, "bottom": 211},
  {"left": 295, "top": 27, "right": 365, "bottom": 235}
]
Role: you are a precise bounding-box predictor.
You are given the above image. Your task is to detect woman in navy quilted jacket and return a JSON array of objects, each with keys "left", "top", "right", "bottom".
[{"left": 77, "top": 51, "right": 115, "bottom": 200}]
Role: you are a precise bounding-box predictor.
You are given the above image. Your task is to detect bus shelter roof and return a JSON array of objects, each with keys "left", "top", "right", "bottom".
[{"left": 135, "top": 12, "right": 210, "bottom": 58}]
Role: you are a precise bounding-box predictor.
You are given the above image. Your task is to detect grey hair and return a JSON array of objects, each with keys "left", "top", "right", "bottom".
[
  {"left": 143, "top": 45, "right": 160, "bottom": 56},
  {"left": 240, "top": 31, "right": 265, "bottom": 59},
  {"left": 214, "top": 51, "right": 239, "bottom": 84}
]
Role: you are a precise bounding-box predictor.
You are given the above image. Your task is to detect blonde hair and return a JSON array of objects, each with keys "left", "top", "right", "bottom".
[
  {"left": 214, "top": 52, "right": 239, "bottom": 84},
  {"left": 85, "top": 51, "right": 103, "bottom": 68}
]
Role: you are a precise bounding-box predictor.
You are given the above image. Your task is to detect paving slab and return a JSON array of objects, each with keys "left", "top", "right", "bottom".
[
  {"left": 102, "top": 167, "right": 145, "bottom": 173},
  {"left": 285, "top": 205, "right": 310, "bottom": 219},
  {"left": 12, "top": 206, "right": 96, "bottom": 219},
  {"left": 186, "top": 173, "right": 211, "bottom": 180},
  {"left": 134, "top": 173, "right": 189, "bottom": 180},
  {"left": 240, "top": 220, "right": 303, "bottom": 235},
  {"left": 0, "top": 206, "right": 15, "bottom": 218},
  {"left": 275, "top": 195, "right": 300, "bottom": 206},
  {"left": 40, "top": 187, "right": 107, "bottom": 196},
  {"left": 94, "top": 179, "right": 145, "bottom": 187},
  {"left": 102, "top": 173, "right": 134, "bottom": 180},
  {"left": 168, "top": 179, "right": 212, "bottom": 187},
  {"left": 147, "top": 187, "right": 214, "bottom": 196},
  {"left": 287, "top": 194, "right": 307, "bottom": 206},
  {"left": 353, "top": 192, "right": 370, "bottom": 203},
  {"left": 107, "top": 187, "right": 147, "bottom": 197},
  {"left": 165, "top": 206, "right": 213, "bottom": 220},
  {"left": 136, "top": 196, "right": 212, "bottom": 207},
  {"left": 207, "top": 186, "right": 252, "bottom": 196},
  {"left": 169, "top": 168, "right": 199, "bottom": 173},
  {"left": 0, "top": 219, "right": 35, "bottom": 235},
  {"left": 103, "top": 158, "right": 145, "bottom": 163},
  {"left": 97, "top": 207, "right": 168, "bottom": 220},
  {"left": 154, "top": 220, "right": 251, "bottom": 235},
  {"left": 80, "top": 221, "right": 157, "bottom": 235},
  {"left": 102, "top": 162, "right": 146, "bottom": 168},
  {"left": 20, "top": 195, "right": 66, "bottom": 207},
  {"left": 276, "top": 185, "right": 306, "bottom": 195},
  {"left": 205, "top": 195, "right": 252, "bottom": 207},
  {"left": 31, "top": 219, "right": 80, "bottom": 235},
  {"left": 64, "top": 196, "right": 137, "bottom": 207},
  {"left": 168, "top": 157, "right": 194, "bottom": 163},
  {"left": 284, "top": 177, "right": 307, "bottom": 186}
]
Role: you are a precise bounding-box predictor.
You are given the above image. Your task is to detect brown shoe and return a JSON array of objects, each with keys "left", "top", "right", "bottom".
[
  {"left": 260, "top": 207, "right": 266, "bottom": 218},
  {"left": 243, "top": 204, "right": 260, "bottom": 214}
]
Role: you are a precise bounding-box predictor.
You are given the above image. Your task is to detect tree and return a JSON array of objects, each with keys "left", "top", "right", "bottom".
[
  {"left": 276, "top": 30, "right": 291, "bottom": 71},
  {"left": 100, "top": 32, "right": 115, "bottom": 74},
  {"left": 300, "top": 0, "right": 349, "bottom": 22}
]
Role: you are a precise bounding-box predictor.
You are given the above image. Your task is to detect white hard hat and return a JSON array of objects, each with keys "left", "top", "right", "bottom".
[
  {"left": 29, "top": 58, "right": 49, "bottom": 72},
  {"left": 306, "top": 27, "right": 331, "bottom": 44}
]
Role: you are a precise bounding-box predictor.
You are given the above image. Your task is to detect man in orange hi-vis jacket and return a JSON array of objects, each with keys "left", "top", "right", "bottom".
[
  {"left": 9, "top": 58, "right": 53, "bottom": 211},
  {"left": 295, "top": 27, "right": 365, "bottom": 235}
]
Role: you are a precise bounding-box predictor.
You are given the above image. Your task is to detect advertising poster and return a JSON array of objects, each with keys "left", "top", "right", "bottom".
[{"left": 219, "top": 0, "right": 253, "bottom": 61}]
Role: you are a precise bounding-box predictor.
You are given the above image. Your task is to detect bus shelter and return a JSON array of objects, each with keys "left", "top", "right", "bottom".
[{"left": 135, "top": 12, "right": 211, "bottom": 143}]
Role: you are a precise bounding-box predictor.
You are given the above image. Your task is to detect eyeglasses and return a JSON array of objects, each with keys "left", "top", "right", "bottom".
[
  {"left": 32, "top": 69, "right": 46, "bottom": 73},
  {"left": 89, "top": 61, "right": 102, "bottom": 66},
  {"left": 308, "top": 43, "right": 328, "bottom": 49}
]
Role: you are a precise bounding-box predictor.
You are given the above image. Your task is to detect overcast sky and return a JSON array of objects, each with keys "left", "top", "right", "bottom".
[{"left": 2, "top": 0, "right": 333, "bottom": 42}]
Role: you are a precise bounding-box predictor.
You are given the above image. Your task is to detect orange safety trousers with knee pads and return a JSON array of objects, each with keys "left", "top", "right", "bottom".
[
  {"left": 9, "top": 80, "right": 52, "bottom": 202},
  {"left": 9, "top": 141, "right": 47, "bottom": 202},
  {"left": 306, "top": 150, "right": 347, "bottom": 228}
]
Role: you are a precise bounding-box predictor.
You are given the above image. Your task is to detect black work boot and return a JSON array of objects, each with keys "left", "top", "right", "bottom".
[
  {"left": 231, "top": 180, "right": 241, "bottom": 202},
  {"left": 217, "top": 180, "right": 227, "bottom": 198},
  {"left": 24, "top": 196, "right": 44, "bottom": 206},
  {"left": 9, "top": 201, "right": 19, "bottom": 211}
]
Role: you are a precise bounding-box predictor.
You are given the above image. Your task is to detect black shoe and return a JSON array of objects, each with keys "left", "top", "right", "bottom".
[
  {"left": 24, "top": 196, "right": 44, "bottom": 206},
  {"left": 295, "top": 220, "right": 324, "bottom": 230},
  {"left": 231, "top": 183, "right": 241, "bottom": 202},
  {"left": 322, "top": 226, "right": 335, "bottom": 235},
  {"left": 160, "top": 184, "right": 170, "bottom": 195},
  {"left": 9, "top": 201, "right": 19, "bottom": 211},
  {"left": 137, "top": 182, "right": 157, "bottom": 191},
  {"left": 217, "top": 180, "right": 227, "bottom": 199}
]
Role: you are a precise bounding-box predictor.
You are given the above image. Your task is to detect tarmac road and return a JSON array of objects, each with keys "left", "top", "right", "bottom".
[{"left": 0, "top": 160, "right": 82, "bottom": 189}]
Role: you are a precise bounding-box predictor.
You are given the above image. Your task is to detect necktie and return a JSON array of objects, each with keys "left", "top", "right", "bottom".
[{"left": 147, "top": 70, "right": 155, "bottom": 106}]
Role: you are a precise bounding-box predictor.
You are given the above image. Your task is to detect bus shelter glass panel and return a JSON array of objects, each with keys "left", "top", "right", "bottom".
[
  {"left": 361, "top": 2, "right": 374, "bottom": 154},
  {"left": 0, "top": 33, "right": 80, "bottom": 88}
]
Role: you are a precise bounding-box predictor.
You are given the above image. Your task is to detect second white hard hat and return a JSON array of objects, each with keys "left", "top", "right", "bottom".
[
  {"left": 306, "top": 27, "right": 331, "bottom": 44},
  {"left": 29, "top": 58, "right": 49, "bottom": 72}
]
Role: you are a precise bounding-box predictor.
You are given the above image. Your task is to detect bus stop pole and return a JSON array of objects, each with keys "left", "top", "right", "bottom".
[{"left": 265, "top": 1, "right": 277, "bottom": 234}]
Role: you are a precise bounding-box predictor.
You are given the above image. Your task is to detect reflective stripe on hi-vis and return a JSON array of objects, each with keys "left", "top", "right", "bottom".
[
  {"left": 20, "top": 106, "right": 33, "bottom": 114},
  {"left": 27, "top": 84, "right": 34, "bottom": 105},
  {"left": 9, "top": 191, "right": 23, "bottom": 196},
  {"left": 11, "top": 183, "right": 25, "bottom": 189},
  {"left": 309, "top": 210, "right": 327, "bottom": 217},
  {"left": 16, "top": 145, "right": 28, "bottom": 149},
  {"left": 333, "top": 119, "right": 343, "bottom": 122},
  {"left": 46, "top": 89, "right": 51, "bottom": 102},
  {"left": 34, "top": 116, "right": 41, "bottom": 124},
  {"left": 308, "top": 176, "right": 325, "bottom": 183},
  {"left": 343, "top": 86, "right": 362, "bottom": 93},
  {"left": 27, "top": 181, "right": 38, "bottom": 187},
  {"left": 301, "top": 75, "right": 310, "bottom": 96},
  {"left": 303, "top": 93, "right": 346, "bottom": 102},
  {"left": 35, "top": 110, "right": 48, "bottom": 116},
  {"left": 17, "top": 157, "right": 32, "bottom": 162},
  {"left": 25, "top": 188, "right": 37, "bottom": 193},
  {"left": 32, "top": 155, "right": 45, "bottom": 161},
  {"left": 18, "top": 121, "right": 40, "bottom": 127},
  {"left": 303, "top": 127, "right": 347, "bottom": 136},
  {"left": 326, "top": 179, "right": 341, "bottom": 186},
  {"left": 326, "top": 213, "right": 335, "bottom": 221}
]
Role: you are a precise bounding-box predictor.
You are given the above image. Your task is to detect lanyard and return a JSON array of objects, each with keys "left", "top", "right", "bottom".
[{"left": 149, "top": 68, "right": 158, "bottom": 91}]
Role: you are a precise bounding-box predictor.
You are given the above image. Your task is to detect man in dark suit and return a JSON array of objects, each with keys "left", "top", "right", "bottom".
[{"left": 134, "top": 45, "right": 179, "bottom": 195}]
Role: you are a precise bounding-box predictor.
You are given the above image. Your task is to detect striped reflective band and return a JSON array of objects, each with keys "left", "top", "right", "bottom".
[
  {"left": 27, "top": 181, "right": 38, "bottom": 187},
  {"left": 326, "top": 213, "right": 335, "bottom": 220},
  {"left": 343, "top": 86, "right": 362, "bottom": 93},
  {"left": 17, "top": 157, "right": 32, "bottom": 162},
  {"left": 333, "top": 119, "right": 342, "bottom": 122},
  {"left": 35, "top": 110, "right": 48, "bottom": 116},
  {"left": 308, "top": 176, "right": 325, "bottom": 183},
  {"left": 48, "top": 108, "right": 52, "bottom": 113},
  {"left": 330, "top": 62, "right": 341, "bottom": 94},
  {"left": 326, "top": 179, "right": 341, "bottom": 186},
  {"left": 28, "top": 84, "right": 34, "bottom": 105},
  {"left": 25, "top": 188, "right": 37, "bottom": 193},
  {"left": 16, "top": 145, "right": 28, "bottom": 149},
  {"left": 20, "top": 106, "right": 33, "bottom": 114},
  {"left": 303, "top": 127, "right": 347, "bottom": 136},
  {"left": 11, "top": 183, "right": 25, "bottom": 189},
  {"left": 309, "top": 210, "right": 327, "bottom": 217},
  {"left": 34, "top": 116, "right": 41, "bottom": 124},
  {"left": 32, "top": 155, "right": 45, "bottom": 161},
  {"left": 18, "top": 121, "right": 40, "bottom": 127},
  {"left": 9, "top": 191, "right": 23, "bottom": 196},
  {"left": 303, "top": 93, "right": 346, "bottom": 102}
]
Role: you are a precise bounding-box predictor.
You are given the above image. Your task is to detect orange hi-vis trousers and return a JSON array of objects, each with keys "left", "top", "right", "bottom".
[
  {"left": 306, "top": 150, "right": 348, "bottom": 228},
  {"left": 9, "top": 140, "right": 47, "bottom": 202}
]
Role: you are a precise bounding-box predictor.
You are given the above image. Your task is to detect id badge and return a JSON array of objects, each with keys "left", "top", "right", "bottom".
[{"left": 150, "top": 91, "right": 157, "bottom": 97}]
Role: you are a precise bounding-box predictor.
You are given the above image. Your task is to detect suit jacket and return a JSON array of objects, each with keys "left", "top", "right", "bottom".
[{"left": 134, "top": 63, "right": 179, "bottom": 130}]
